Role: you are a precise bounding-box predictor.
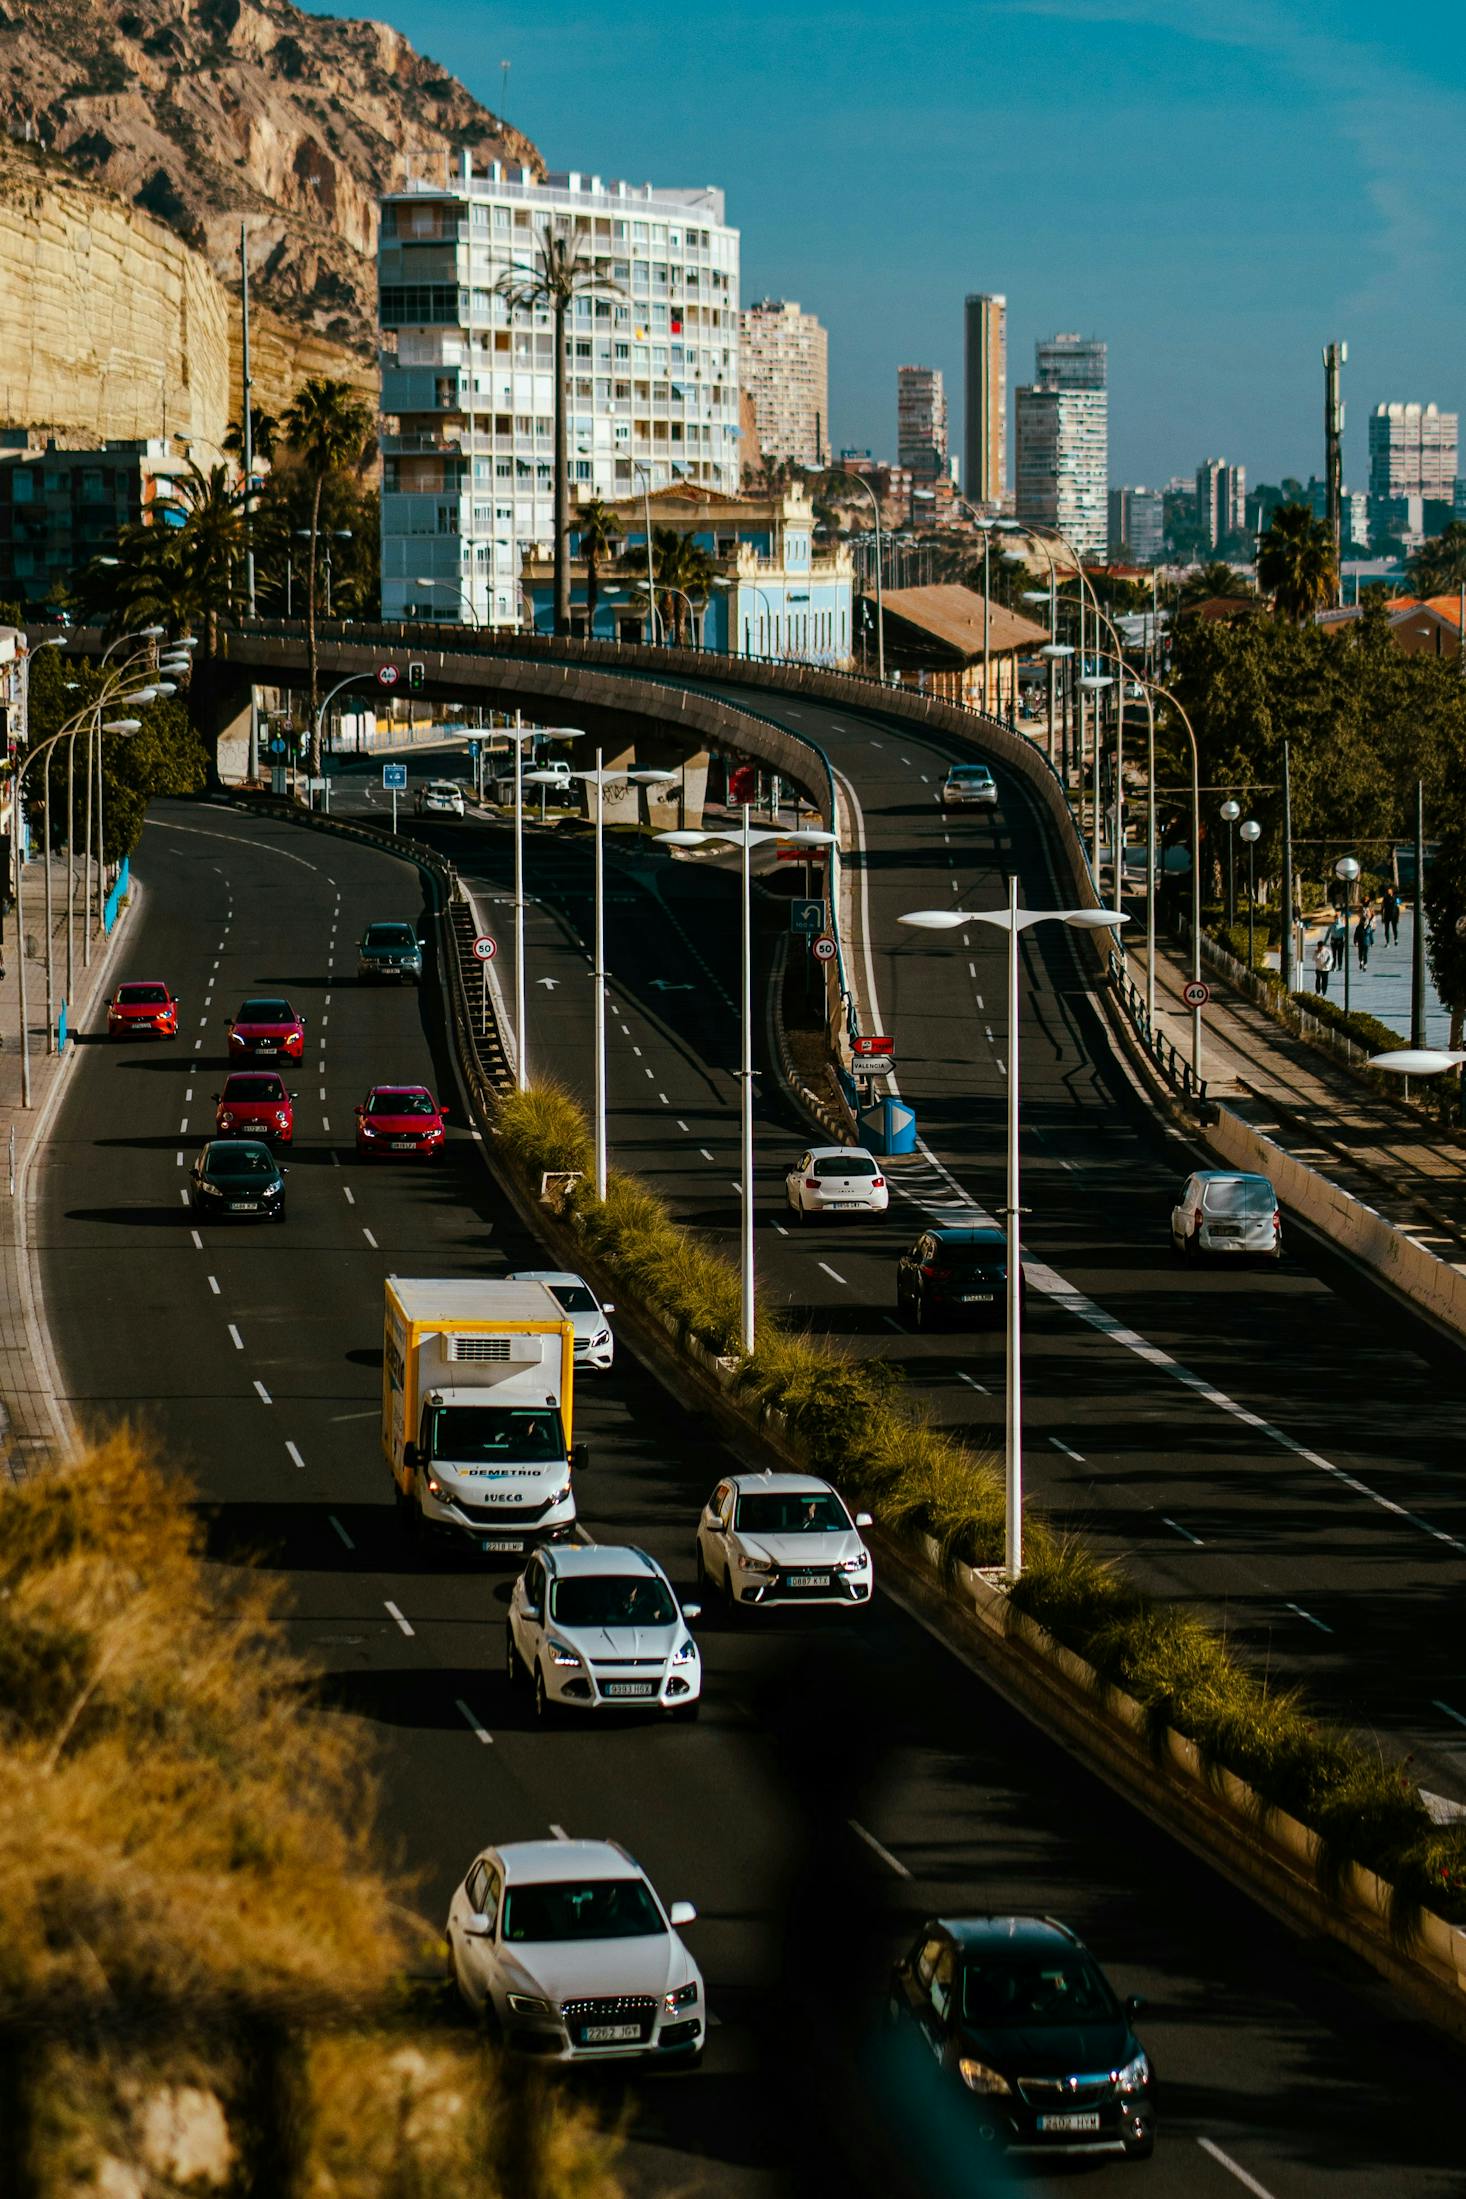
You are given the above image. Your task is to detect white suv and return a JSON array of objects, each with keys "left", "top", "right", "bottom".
[
  {"left": 446, "top": 1837, "right": 705, "bottom": 2063},
  {"left": 695, "top": 1472, "right": 874, "bottom": 1615},
  {"left": 507, "top": 1544, "right": 702, "bottom": 1720}
]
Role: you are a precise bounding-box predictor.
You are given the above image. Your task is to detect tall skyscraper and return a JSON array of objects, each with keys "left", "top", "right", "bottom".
[
  {"left": 739, "top": 298, "right": 829, "bottom": 468},
  {"left": 1108, "top": 486, "right": 1164, "bottom": 564},
  {"left": 1195, "top": 459, "right": 1247, "bottom": 548},
  {"left": 897, "top": 365, "right": 948, "bottom": 482},
  {"left": 1368, "top": 402, "right": 1458, "bottom": 500},
  {"left": 1014, "top": 333, "right": 1108, "bottom": 558},
  {"left": 963, "top": 293, "right": 1006, "bottom": 509}
]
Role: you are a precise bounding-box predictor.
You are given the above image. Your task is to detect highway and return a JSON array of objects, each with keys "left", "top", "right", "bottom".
[{"left": 34, "top": 794, "right": 1466, "bottom": 2198}]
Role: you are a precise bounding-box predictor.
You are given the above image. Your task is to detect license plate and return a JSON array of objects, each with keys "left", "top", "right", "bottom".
[
  {"left": 1037, "top": 2113, "right": 1101, "bottom": 2134},
  {"left": 786, "top": 1572, "right": 831, "bottom": 1588},
  {"left": 602, "top": 1681, "right": 657, "bottom": 1698},
  {"left": 231, "top": 1202, "right": 260, "bottom": 1212},
  {"left": 479, "top": 1537, "right": 524, "bottom": 1553},
  {"left": 827, "top": 1200, "right": 863, "bottom": 1209},
  {"left": 582, "top": 2023, "right": 641, "bottom": 2043},
  {"left": 961, "top": 1292, "right": 995, "bottom": 1303},
  {"left": 391, "top": 1139, "right": 417, "bottom": 1150}
]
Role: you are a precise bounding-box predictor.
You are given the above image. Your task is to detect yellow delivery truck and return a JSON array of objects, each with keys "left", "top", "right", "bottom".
[{"left": 383, "top": 1277, "right": 582, "bottom": 1557}]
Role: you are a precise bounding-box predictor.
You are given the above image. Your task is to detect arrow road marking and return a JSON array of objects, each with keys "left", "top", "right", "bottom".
[{"left": 536, "top": 977, "right": 560, "bottom": 990}]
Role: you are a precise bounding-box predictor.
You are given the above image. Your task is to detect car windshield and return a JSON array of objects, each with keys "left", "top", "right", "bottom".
[
  {"left": 224, "top": 1075, "right": 285, "bottom": 1101},
  {"left": 961, "top": 1956, "right": 1117, "bottom": 2029},
  {"left": 430, "top": 783, "right": 458, "bottom": 796},
  {"left": 949, "top": 768, "right": 991, "bottom": 782},
  {"left": 550, "top": 1575, "right": 678, "bottom": 1627},
  {"left": 364, "top": 924, "right": 415, "bottom": 948},
  {"left": 425, "top": 1406, "right": 564, "bottom": 1465},
  {"left": 372, "top": 1090, "right": 436, "bottom": 1116},
  {"left": 204, "top": 1146, "right": 276, "bottom": 1180},
  {"left": 548, "top": 1283, "right": 598, "bottom": 1314},
  {"left": 813, "top": 1155, "right": 878, "bottom": 1179},
  {"left": 118, "top": 984, "right": 168, "bottom": 1004},
  {"left": 942, "top": 1239, "right": 1007, "bottom": 1270},
  {"left": 501, "top": 1877, "right": 665, "bottom": 1943},
  {"left": 238, "top": 1000, "right": 293, "bottom": 1023},
  {"left": 735, "top": 1490, "right": 851, "bottom": 1534},
  {"left": 1202, "top": 1176, "right": 1274, "bottom": 1217}
]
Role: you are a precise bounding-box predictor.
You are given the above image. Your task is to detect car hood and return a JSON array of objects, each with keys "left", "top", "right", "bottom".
[
  {"left": 115, "top": 999, "right": 171, "bottom": 1012},
  {"left": 505, "top": 1933, "right": 687, "bottom": 2005},
  {"left": 362, "top": 943, "right": 419, "bottom": 958},
  {"left": 220, "top": 1098, "right": 286, "bottom": 1114},
  {"left": 740, "top": 1529, "right": 864, "bottom": 1567},
  {"left": 234, "top": 1022, "right": 299, "bottom": 1036},
  {"left": 957, "top": 2019, "right": 1134, "bottom": 2078},
  {"left": 363, "top": 1111, "right": 440, "bottom": 1131},
  {"left": 560, "top": 1623, "right": 681, "bottom": 1659},
  {"left": 564, "top": 1309, "right": 607, "bottom": 1340}
]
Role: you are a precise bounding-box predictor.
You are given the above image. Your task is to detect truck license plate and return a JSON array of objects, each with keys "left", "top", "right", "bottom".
[
  {"left": 1037, "top": 2113, "right": 1101, "bottom": 2134},
  {"left": 480, "top": 1537, "right": 524, "bottom": 1553}
]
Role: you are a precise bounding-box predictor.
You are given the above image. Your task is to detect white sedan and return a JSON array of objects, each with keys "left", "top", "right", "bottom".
[
  {"left": 785, "top": 1145, "right": 888, "bottom": 1221},
  {"left": 507, "top": 1543, "right": 701, "bottom": 1720},
  {"left": 446, "top": 1836, "right": 705, "bottom": 2063},
  {"left": 508, "top": 1268, "right": 615, "bottom": 1371},
  {"left": 695, "top": 1471, "right": 874, "bottom": 1615},
  {"left": 415, "top": 779, "right": 466, "bottom": 817}
]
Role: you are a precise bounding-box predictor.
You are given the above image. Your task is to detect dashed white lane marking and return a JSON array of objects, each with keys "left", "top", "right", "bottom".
[
  {"left": 549, "top": 1823, "right": 570, "bottom": 1842},
  {"left": 363, "top": 1227, "right": 379, "bottom": 1249},
  {"left": 189, "top": 1229, "right": 203, "bottom": 1250},
  {"left": 179, "top": 1117, "right": 188, "bottom": 1134},
  {"left": 385, "top": 1601, "right": 414, "bottom": 1639},
  {"left": 179, "top": 1187, "right": 190, "bottom": 1205},
  {"left": 1162, "top": 1516, "right": 1204, "bottom": 1546},
  {"left": 286, "top": 1441, "right": 306, "bottom": 1471},
  {"left": 253, "top": 1379, "right": 272, "bottom": 1405},
  {"left": 322, "top": 1116, "right": 331, "bottom": 1133},
  {"left": 1287, "top": 1602, "right": 1333, "bottom": 1634},
  {"left": 957, "top": 1371, "right": 989, "bottom": 1395},
  {"left": 456, "top": 1699, "right": 494, "bottom": 1746},
  {"left": 194, "top": 1040, "right": 202, "bottom": 1052},
  {"left": 175, "top": 1150, "right": 184, "bottom": 1166},
  {"left": 848, "top": 1819, "right": 911, "bottom": 1878},
  {"left": 321, "top": 1016, "right": 329, "bottom": 1028},
  {"left": 319, "top": 1086, "right": 327, "bottom": 1101},
  {"left": 882, "top": 1314, "right": 904, "bottom": 1332},
  {"left": 185, "top": 1087, "right": 194, "bottom": 1101},
  {"left": 1433, "top": 1699, "right": 1466, "bottom": 1730},
  {"left": 677, "top": 1119, "right": 690, "bottom": 1132},
  {"left": 968, "top": 962, "right": 977, "bottom": 978},
  {"left": 1049, "top": 1436, "right": 1085, "bottom": 1464},
  {"left": 818, "top": 1261, "right": 848, "bottom": 1286},
  {"left": 207, "top": 1275, "right": 220, "bottom": 1295},
  {"left": 644, "top": 1066, "right": 655, "bottom": 1079},
  {"left": 996, "top": 1058, "right": 1007, "bottom": 1077},
  {"left": 198, "top": 1016, "right": 207, "bottom": 1027},
  {"left": 324, "top": 993, "right": 332, "bottom": 1007},
  {"left": 329, "top": 1514, "right": 354, "bottom": 1549},
  {"left": 632, "top": 1044, "right": 643, "bottom": 1057},
  {"left": 700, "top": 1148, "right": 715, "bottom": 1161},
  {"left": 659, "top": 1091, "right": 669, "bottom": 1105},
  {"left": 774, "top": 1224, "right": 789, "bottom": 1236},
  {"left": 227, "top": 1324, "right": 244, "bottom": 1350},
  {"left": 343, "top": 1186, "right": 355, "bottom": 1205},
  {"left": 1196, "top": 2139, "right": 1282, "bottom": 2199}
]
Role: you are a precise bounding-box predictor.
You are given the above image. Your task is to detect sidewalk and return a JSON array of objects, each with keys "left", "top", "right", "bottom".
[
  {"left": 0, "top": 853, "right": 132, "bottom": 1477},
  {"left": 1146, "top": 930, "right": 1466, "bottom": 1270}
]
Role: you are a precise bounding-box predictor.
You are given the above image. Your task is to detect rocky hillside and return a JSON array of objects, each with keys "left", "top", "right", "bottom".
[{"left": 0, "top": 0, "right": 542, "bottom": 361}]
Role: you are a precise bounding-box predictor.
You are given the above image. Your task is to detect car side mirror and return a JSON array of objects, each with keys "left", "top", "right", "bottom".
[
  {"left": 1124, "top": 1993, "right": 1147, "bottom": 2018},
  {"left": 404, "top": 1441, "right": 420, "bottom": 1469},
  {"left": 525, "top": 1601, "right": 542, "bottom": 1622},
  {"left": 280, "top": 1166, "right": 290, "bottom": 1176},
  {"left": 601, "top": 1302, "right": 615, "bottom": 1314},
  {"left": 682, "top": 1602, "right": 702, "bottom": 1622},
  {"left": 224, "top": 1020, "right": 234, "bottom": 1030},
  {"left": 211, "top": 1092, "right": 220, "bottom": 1101},
  {"left": 355, "top": 1105, "right": 364, "bottom": 1116},
  {"left": 291, "top": 1091, "right": 299, "bottom": 1100},
  {"left": 706, "top": 1518, "right": 724, "bottom": 1535},
  {"left": 668, "top": 1901, "right": 697, "bottom": 1928},
  {"left": 570, "top": 1442, "right": 589, "bottom": 1472},
  {"left": 855, "top": 1512, "right": 873, "bottom": 1529},
  {"left": 462, "top": 1910, "right": 493, "bottom": 1939}
]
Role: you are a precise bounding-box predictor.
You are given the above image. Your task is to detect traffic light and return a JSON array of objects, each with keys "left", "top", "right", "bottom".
[{"left": 409, "top": 661, "right": 425, "bottom": 690}]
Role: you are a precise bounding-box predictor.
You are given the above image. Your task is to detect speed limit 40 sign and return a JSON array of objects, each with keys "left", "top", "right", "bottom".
[{"left": 1183, "top": 979, "right": 1210, "bottom": 1008}]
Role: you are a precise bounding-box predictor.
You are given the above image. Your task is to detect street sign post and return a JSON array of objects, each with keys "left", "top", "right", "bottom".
[
  {"left": 853, "top": 1034, "right": 896, "bottom": 1077},
  {"left": 789, "top": 899, "right": 824, "bottom": 937},
  {"left": 1182, "top": 979, "right": 1210, "bottom": 1009},
  {"left": 811, "top": 934, "right": 837, "bottom": 964},
  {"left": 383, "top": 759, "right": 407, "bottom": 832}
]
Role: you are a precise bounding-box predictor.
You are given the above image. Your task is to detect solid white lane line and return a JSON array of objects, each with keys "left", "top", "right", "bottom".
[
  {"left": 1196, "top": 2139, "right": 1282, "bottom": 2199},
  {"left": 1433, "top": 1699, "right": 1466, "bottom": 1730},
  {"left": 1049, "top": 1437, "right": 1085, "bottom": 1463},
  {"left": 286, "top": 1441, "right": 306, "bottom": 1471},
  {"left": 363, "top": 1227, "right": 379, "bottom": 1249},
  {"left": 227, "top": 1324, "right": 244, "bottom": 1350},
  {"left": 700, "top": 1148, "right": 715, "bottom": 1161},
  {"left": 818, "top": 1261, "right": 849, "bottom": 1286},
  {"left": 1162, "top": 1516, "right": 1204, "bottom": 1546},
  {"left": 329, "top": 1514, "right": 354, "bottom": 1549},
  {"left": 253, "top": 1380, "right": 272, "bottom": 1405},
  {"left": 385, "top": 1601, "right": 414, "bottom": 1638},
  {"left": 1287, "top": 1602, "right": 1332, "bottom": 1633},
  {"left": 343, "top": 1186, "right": 355, "bottom": 1205},
  {"left": 957, "top": 1371, "right": 989, "bottom": 1395},
  {"left": 849, "top": 1819, "right": 911, "bottom": 1878},
  {"left": 189, "top": 1229, "right": 203, "bottom": 1250},
  {"left": 456, "top": 1699, "right": 494, "bottom": 1746},
  {"left": 207, "top": 1275, "right": 220, "bottom": 1295}
]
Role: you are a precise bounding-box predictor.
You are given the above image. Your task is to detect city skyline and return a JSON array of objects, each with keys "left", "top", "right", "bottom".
[{"left": 303, "top": 0, "right": 1466, "bottom": 489}]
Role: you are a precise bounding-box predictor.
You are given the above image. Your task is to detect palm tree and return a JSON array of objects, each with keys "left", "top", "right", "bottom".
[
  {"left": 496, "top": 223, "right": 623, "bottom": 636},
  {"left": 1178, "top": 560, "right": 1255, "bottom": 608},
  {"left": 280, "top": 377, "right": 374, "bottom": 770},
  {"left": 644, "top": 527, "right": 717, "bottom": 643},
  {"left": 73, "top": 461, "right": 243, "bottom": 637},
  {"left": 576, "top": 498, "right": 619, "bottom": 633},
  {"left": 224, "top": 406, "right": 280, "bottom": 469},
  {"left": 1407, "top": 520, "right": 1466, "bottom": 599},
  {"left": 1256, "top": 503, "right": 1337, "bottom": 622}
]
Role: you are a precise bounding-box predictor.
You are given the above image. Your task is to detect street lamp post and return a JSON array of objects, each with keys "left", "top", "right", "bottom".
[
  {"left": 1220, "top": 799, "right": 1241, "bottom": 927},
  {"left": 657, "top": 814, "right": 838, "bottom": 1352},
  {"left": 899, "top": 883, "right": 1126, "bottom": 1580},
  {"left": 1240, "top": 819, "right": 1261, "bottom": 968},
  {"left": 1334, "top": 854, "right": 1361, "bottom": 1021},
  {"left": 511, "top": 722, "right": 582, "bottom": 1088},
  {"left": 1142, "top": 677, "right": 1204, "bottom": 1084},
  {"left": 840, "top": 474, "right": 884, "bottom": 683},
  {"left": 413, "top": 575, "right": 482, "bottom": 628}
]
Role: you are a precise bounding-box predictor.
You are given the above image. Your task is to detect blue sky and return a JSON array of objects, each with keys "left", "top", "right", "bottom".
[{"left": 306, "top": 0, "right": 1466, "bottom": 493}]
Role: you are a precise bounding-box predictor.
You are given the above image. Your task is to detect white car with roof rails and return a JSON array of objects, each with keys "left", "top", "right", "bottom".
[
  {"left": 445, "top": 1836, "right": 705, "bottom": 2063},
  {"left": 785, "top": 1145, "right": 889, "bottom": 1221},
  {"left": 508, "top": 1269, "right": 615, "bottom": 1372},
  {"left": 695, "top": 1471, "right": 874, "bottom": 1616},
  {"left": 507, "top": 1544, "right": 701, "bottom": 1720}
]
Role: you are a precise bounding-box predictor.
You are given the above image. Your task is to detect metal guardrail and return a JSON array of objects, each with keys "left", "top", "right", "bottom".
[{"left": 1109, "top": 948, "right": 1210, "bottom": 1107}]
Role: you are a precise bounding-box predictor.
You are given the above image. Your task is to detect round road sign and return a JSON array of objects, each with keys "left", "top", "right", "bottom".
[
  {"left": 811, "top": 934, "right": 837, "bottom": 964},
  {"left": 1182, "top": 979, "right": 1210, "bottom": 1008},
  {"left": 472, "top": 936, "right": 497, "bottom": 962},
  {"left": 376, "top": 663, "right": 400, "bottom": 688}
]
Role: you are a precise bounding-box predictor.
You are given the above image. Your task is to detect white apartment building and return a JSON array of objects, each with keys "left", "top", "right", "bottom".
[
  {"left": 1015, "top": 386, "right": 1108, "bottom": 558},
  {"left": 897, "top": 365, "right": 949, "bottom": 481},
  {"left": 740, "top": 299, "right": 828, "bottom": 468},
  {"left": 378, "top": 159, "right": 741, "bottom": 628},
  {"left": 1368, "top": 401, "right": 1458, "bottom": 501}
]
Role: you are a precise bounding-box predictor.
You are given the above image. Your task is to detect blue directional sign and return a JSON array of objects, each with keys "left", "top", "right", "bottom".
[
  {"left": 468, "top": 739, "right": 481, "bottom": 761},
  {"left": 382, "top": 763, "right": 408, "bottom": 792},
  {"left": 266, "top": 735, "right": 289, "bottom": 758},
  {"left": 789, "top": 898, "right": 824, "bottom": 937}
]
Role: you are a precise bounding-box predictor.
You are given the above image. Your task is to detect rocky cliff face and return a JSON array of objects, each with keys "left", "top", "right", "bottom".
[{"left": 0, "top": 0, "right": 541, "bottom": 359}]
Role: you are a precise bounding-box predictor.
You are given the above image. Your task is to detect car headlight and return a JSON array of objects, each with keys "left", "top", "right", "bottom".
[
  {"left": 261, "top": 1181, "right": 282, "bottom": 1199},
  {"left": 958, "top": 2058, "right": 1012, "bottom": 2097},
  {"left": 275, "top": 1110, "right": 290, "bottom": 1128},
  {"left": 736, "top": 1552, "right": 773, "bottom": 1572},
  {"left": 549, "top": 1478, "right": 573, "bottom": 1505},
  {"left": 507, "top": 1993, "right": 552, "bottom": 2017},
  {"left": 671, "top": 1637, "right": 698, "bottom": 1665},
  {"left": 592, "top": 1329, "right": 611, "bottom": 1347},
  {"left": 1115, "top": 2050, "right": 1150, "bottom": 2094},
  {"left": 836, "top": 1554, "right": 869, "bottom": 1573},
  {"left": 547, "top": 1638, "right": 582, "bottom": 1668},
  {"left": 663, "top": 1980, "right": 699, "bottom": 2015}
]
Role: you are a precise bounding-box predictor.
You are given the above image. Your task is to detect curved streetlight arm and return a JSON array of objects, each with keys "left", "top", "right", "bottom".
[{"left": 833, "top": 471, "right": 883, "bottom": 683}]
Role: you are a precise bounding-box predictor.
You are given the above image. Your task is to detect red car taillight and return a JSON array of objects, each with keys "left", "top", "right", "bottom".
[
  {"left": 1192, "top": 1206, "right": 1204, "bottom": 1232},
  {"left": 806, "top": 1177, "right": 820, "bottom": 1189},
  {"left": 872, "top": 1177, "right": 885, "bottom": 1189}
]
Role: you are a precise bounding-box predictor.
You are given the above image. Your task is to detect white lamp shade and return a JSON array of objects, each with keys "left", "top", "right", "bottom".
[
  {"left": 1220, "top": 799, "right": 1241, "bottom": 822},
  {"left": 899, "top": 910, "right": 966, "bottom": 930},
  {"left": 1240, "top": 820, "right": 1261, "bottom": 843},
  {"left": 1368, "top": 1048, "right": 1466, "bottom": 1075},
  {"left": 1334, "top": 855, "right": 1361, "bottom": 881}
]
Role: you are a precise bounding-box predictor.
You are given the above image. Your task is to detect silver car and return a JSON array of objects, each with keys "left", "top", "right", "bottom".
[
  {"left": 941, "top": 763, "right": 998, "bottom": 809},
  {"left": 508, "top": 1269, "right": 615, "bottom": 1370},
  {"left": 1171, "top": 1170, "right": 1281, "bottom": 1261}
]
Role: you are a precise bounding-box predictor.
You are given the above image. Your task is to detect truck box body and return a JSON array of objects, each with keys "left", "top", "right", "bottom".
[{"left": 383, "top": 1277, "right": 579, "bottom": 1555}]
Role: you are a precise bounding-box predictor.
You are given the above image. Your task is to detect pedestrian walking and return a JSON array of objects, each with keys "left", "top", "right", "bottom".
[
  {"left": 1312, "top": 935, "right": 1334, "bottom": 996},
  {"left": 1380, "top": 885, "right": 1400, "bottom": 948},
  {"left": 1355, "top": 902, "right": 1376, "bottom": 972},
  {"left": 1330, "top": 910, "right": 1348, "bottom": 973}
]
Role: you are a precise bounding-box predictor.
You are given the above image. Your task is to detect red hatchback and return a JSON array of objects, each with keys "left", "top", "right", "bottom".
[
  {"left": 355, "top": 1084, "right": 447, "bottom": 1157},
  {"left": 214, "top": 1071, "right": 296, "bottom": 1146},
  {"left": 107, "top": 980, "right": 179, "bottom": 1040},
  {"left": 226, "top": 996, "right": 306, "bottom": 1061}
]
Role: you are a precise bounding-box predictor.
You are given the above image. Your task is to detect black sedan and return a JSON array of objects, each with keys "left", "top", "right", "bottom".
[
  {"left": 888, "top": 1915, "right": 1154, "bottom": 2161},
  {"left": 896, "top": 1225, "right": 1020, "bottom": 1328},
  {"left": 189, "top": 1138, "right": 288, "bottom": 1222}
]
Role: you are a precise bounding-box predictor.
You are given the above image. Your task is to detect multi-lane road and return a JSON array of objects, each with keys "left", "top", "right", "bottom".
[{"left": 33, "top": 782, "right": 1466, "bottom": 2199}]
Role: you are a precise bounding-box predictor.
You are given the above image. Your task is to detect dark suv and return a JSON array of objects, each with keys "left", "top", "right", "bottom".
[
  {"left": 357, "top": 921, "right": 423, "bottom": 985},
  {"left": 888, "top": 1915, "right": 1154, "bottom": 2161},
  {"left": 896, "top": 1225, "right": 1019, "bottom": 1329}
]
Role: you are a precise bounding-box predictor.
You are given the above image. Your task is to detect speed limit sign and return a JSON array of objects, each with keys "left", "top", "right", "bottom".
[
  {"left": 472, "top": 935, "right": 497, "bottom": 962},
  {"left": 376, "top": 663, "right": 400, "bottom": 688},
  {"left": 1183, "top": 979, "right": 1210, "bottom": 1008},
  {"left": 811, "top": 934, "right": 837, "bottom": 964}
]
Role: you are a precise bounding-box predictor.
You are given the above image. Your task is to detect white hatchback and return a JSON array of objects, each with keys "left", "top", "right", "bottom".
[
  {"left": 507, "top": 1543, "right": 701, "bottom": 1719},
  {"left": 785, "top": 1145, "right": 889, "bottom": 1221},
  {"left": 508, "top": 1269, "right": 615, "bottom": 1371},
  {"left": 941, "top": 762, "right": 998, "bottom": 809},
  {"left": 445, "top": 1837, "right": 705, "bottom": 2063},
  {"left": 695, "top": 1472, "right": 874, "bottom": 1615}
]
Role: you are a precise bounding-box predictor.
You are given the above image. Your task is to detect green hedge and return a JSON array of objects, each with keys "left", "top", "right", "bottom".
[
  {"left": 492, "top": 1083, "right": 1466, "bottom": 1932},
  {"left": 1291, "top": 991, "right": 1407, "bottom": 1057}
]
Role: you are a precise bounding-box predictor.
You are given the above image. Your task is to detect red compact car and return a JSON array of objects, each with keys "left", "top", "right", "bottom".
[
  {"left": 226, "top": 996, "right": 306, "bottom": 1061},
  {"left": 355, "top": 1084, "right": 448, "bottom": 1157},
  {"left": 107, "top": 980, "right": 179, "bottom": 1039},
  {"left": 214, "top": 1071, "right": 296, "bottom": 1146}
]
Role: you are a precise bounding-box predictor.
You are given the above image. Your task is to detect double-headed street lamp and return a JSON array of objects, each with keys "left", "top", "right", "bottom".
[
  {"left": 900, "top": 883, "right": 1127, "bottom": 1581},
  {"left": 659, "top": 811, "right": 838, "bottom": 1354},
  {"left": 1220, "top": 799, "right": 1241, "bottom": 926}
]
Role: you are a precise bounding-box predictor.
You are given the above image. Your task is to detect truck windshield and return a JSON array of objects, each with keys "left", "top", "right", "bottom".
[{"left": 425, "top": 1406, "right": 565, "bottom": 1465}]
